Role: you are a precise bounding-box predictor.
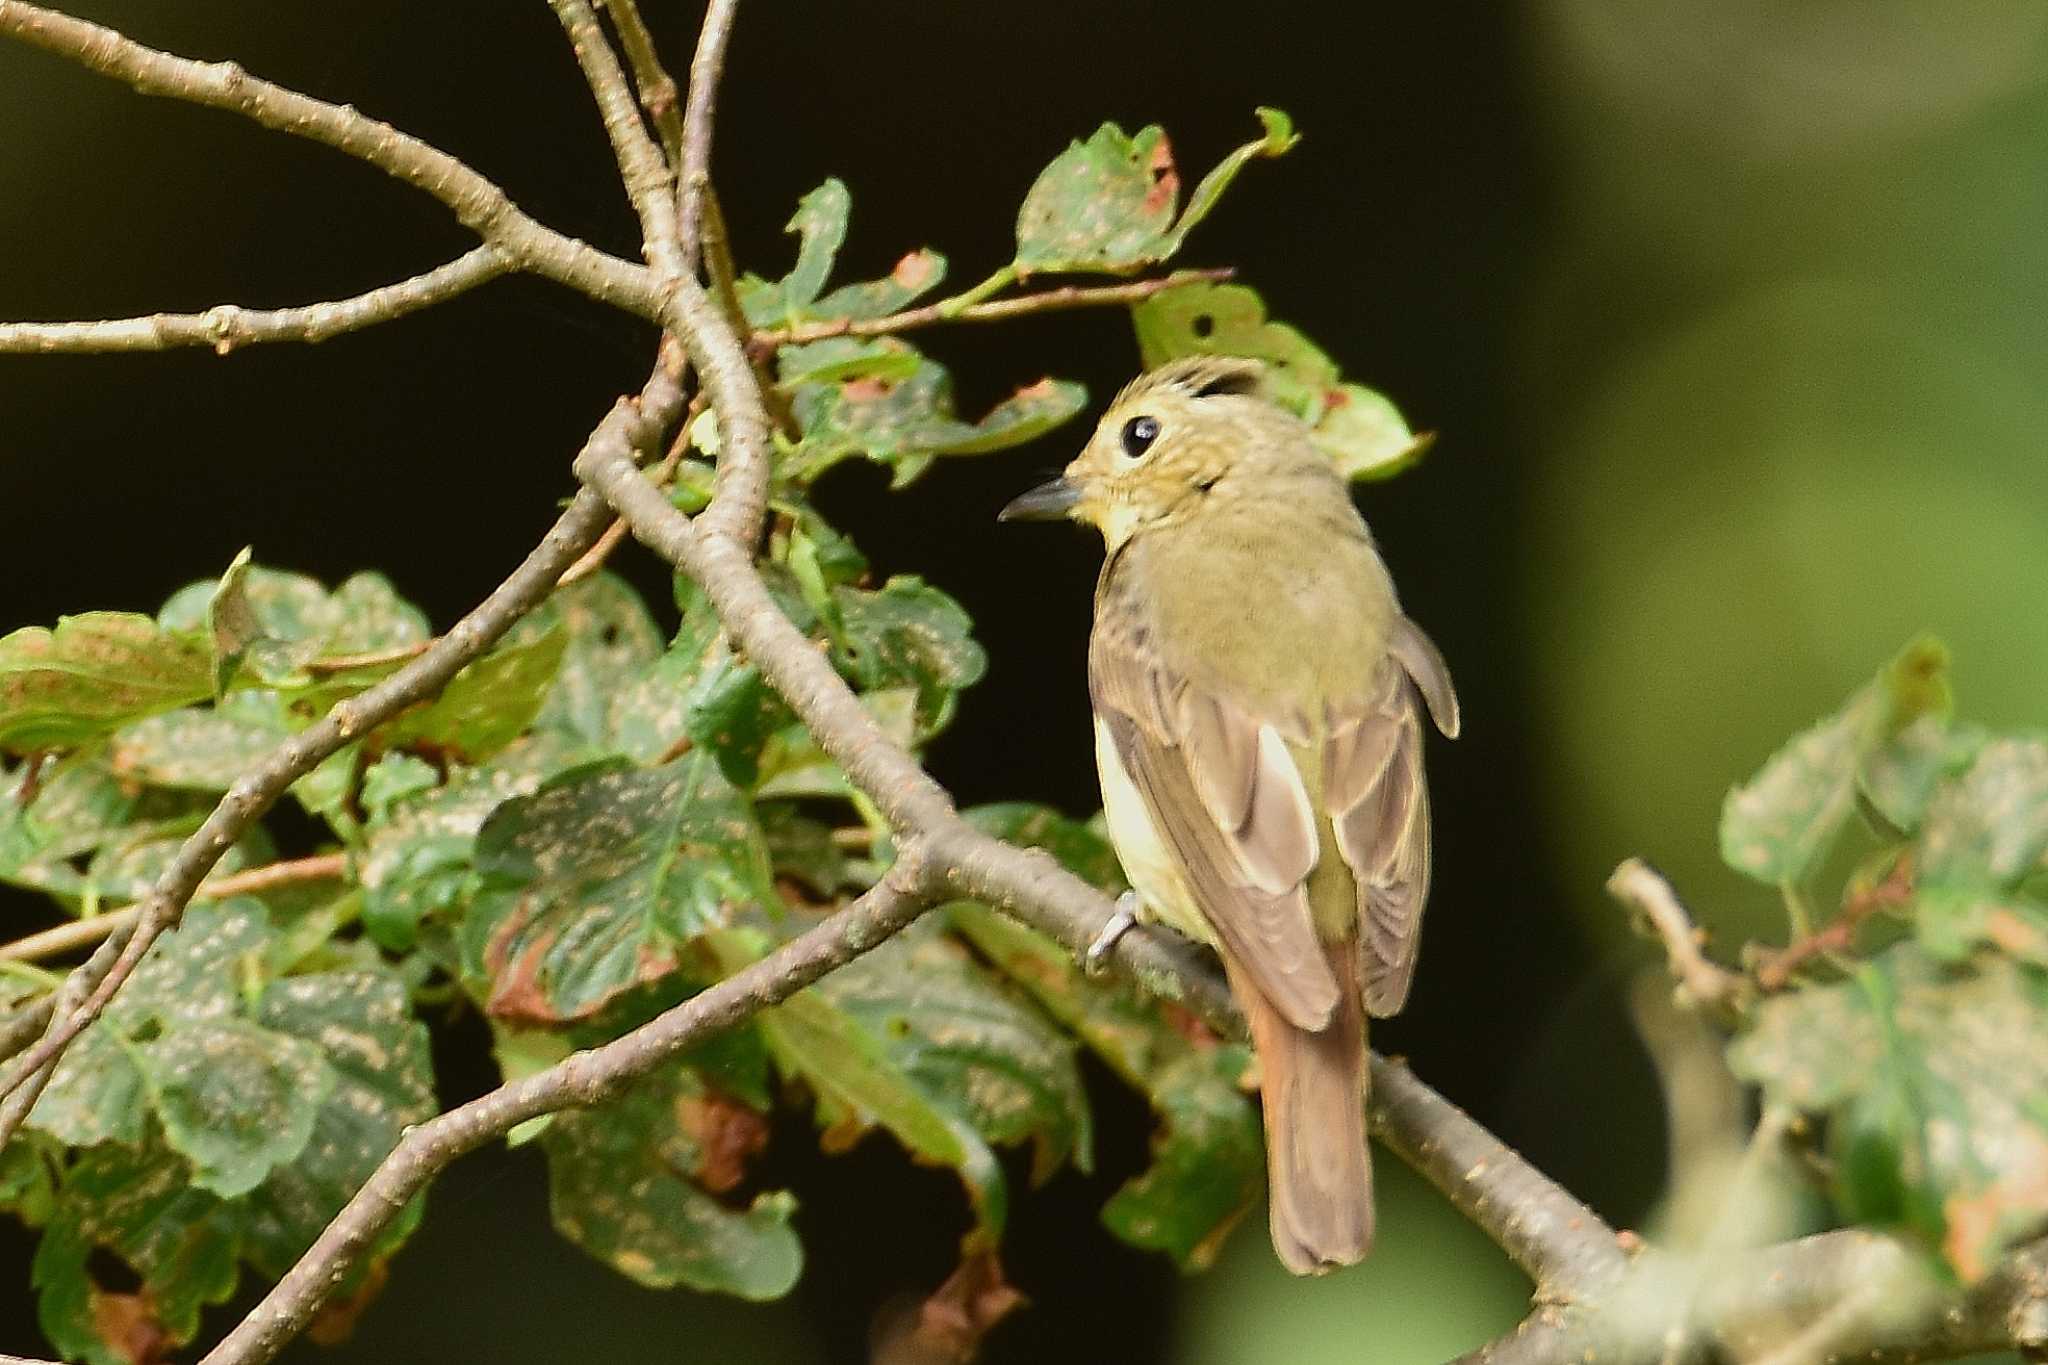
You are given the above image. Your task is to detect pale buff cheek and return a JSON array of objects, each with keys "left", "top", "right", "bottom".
[
  {"left": 1093, "top": 718, "right": 1218, "bottom": 949},
  {"left": 1095, "top": 500, "right": 1144, "bottom": 554}
]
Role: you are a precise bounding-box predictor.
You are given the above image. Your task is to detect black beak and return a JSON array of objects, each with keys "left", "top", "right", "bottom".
[{"left": 998, "top": 476, "right": 1081, "bottom": 523}]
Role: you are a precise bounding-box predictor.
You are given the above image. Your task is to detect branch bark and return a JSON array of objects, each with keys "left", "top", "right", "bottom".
[{"left": 0, "top": 247, "right": 509, "bottom": 355}]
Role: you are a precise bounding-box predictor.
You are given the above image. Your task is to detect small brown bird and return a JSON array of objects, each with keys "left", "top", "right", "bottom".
[{"left": 1001, "top": 356, "right": 1458, "bottom": 1274}]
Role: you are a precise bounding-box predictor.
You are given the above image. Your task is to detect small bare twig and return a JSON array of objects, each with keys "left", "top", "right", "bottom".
[
  {"left": 0, "top": 2, "right": 661, "bottom": 320},
  {"left": 0, "top": 853, "right": 349, "bottom": 965},
  {"left": 598, "top": 0, "right": 683, "bottom": 166},
  {"left": 1609, "top": 858, "right": 1748, "bottom": 1014},
  {"left": 0, "top": 247, "right": 510, "bottom": 356},
  {"left": 677, "top": 0, "right": 740, "bottom": 268},
  {"left": 548, "top": 0, "right": 683, "bottom": 280},
  {"left": 750, "top": 266, "right": 1238, "bottom": 353},
  {"left": 1754, "top": 853, "right": 1914, "bottom": 991}
]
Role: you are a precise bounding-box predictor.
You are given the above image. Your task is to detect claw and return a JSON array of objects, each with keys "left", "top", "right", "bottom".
[{"left": 1085, "top": 891, "right": 1141, "bottom": 976}]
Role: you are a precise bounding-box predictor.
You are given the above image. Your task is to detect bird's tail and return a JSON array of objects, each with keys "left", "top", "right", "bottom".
[{"left": 1230, "top": 945, "right": 1373, "bottom": 1275}]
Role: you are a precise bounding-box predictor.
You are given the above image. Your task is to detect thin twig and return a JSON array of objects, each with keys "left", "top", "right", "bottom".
[
  {"left": 0, "top": 3, "right": 661, "bottom": 320},
  {"left": 557, "top": 395, "right": 703, "bottom": 587},
  {"left": 597, "top": 0, "right": 683, "bottom": 167},
  {"left": 200, "top": 857, "right": 936, "bottom": 1365},
  {"left": 1609, "top": 858, "right": 1749, "bottom": 1014},
  {"left": 0, "top": 853, "right": 349, "bottom": 965},
  {"left": 548, "top": 0, "right": 684, "bottom": 280},
  {"left": 0, "top": 362, "right": 688, "bottom": 1146},
  {"left": 1754, "top": 853, "right": 1914, "bottom": 992},
  {"left": 751, "top": 266, "right": 1238, "bottom": 352},
  {"left": 0, "top": 247, "right": 510, "bottom": 356},
  {"left": 676, "top": 0, "right": 739, "bottom": 268}
]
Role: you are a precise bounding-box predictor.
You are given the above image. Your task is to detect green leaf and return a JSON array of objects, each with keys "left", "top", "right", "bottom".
[
  {"left": 948, "top": 906, "right": 1262, "bottom": 1269},
  {"left": 608, "top": 582, "right": 795, "bottom": 783},
  {"left": 737, "top": 179, "right": 852, "bottom": 326},
  {"left": 1728, "top": 945, "right": 2048, "bottom": 1281},
  {"left": 28, "top": 902, "right": 273, "bottom": 1149},
  {"left": 775, "top": 337, "right": 924, "bottom": 387},
  {"left": 379, "top": 619, "right": 567, "bottom": 762},
  {"left": 110, "top": 692, "right": 289, "bottom": 792},
  {"left": 1918, "top": 738, "right": 2048, "bottom": 892},
  {"left": 241, "top": 967, "right": 437, "bottom": 1280},
  {"left": 33, "top": 1144, "right": 240, "bottom": 1365},
  {"left": 756, "top": 984, "right": 1008, "bottom": 1237},
  {"left": 786, "top": 345, "right": 1086, "bottom": 488},
  {"left": 359, "top": 752, "right": 439, "bottom": 823},
  {"left": 811, "top": 248, "right": 948, "bottom": 321},
  {"left": 831, "top": 576, "right": 986, "bottom": 740},
  {"left": 542, "top": 1060, "right": 800, "bottom": 1299},
  {"left": 0, "top": 613, "right": 212, "bottom": 754},
  {"left": 356, "top": 731, "right": 583, "bottom": 950},
  {"left": 1861, "top": 714, "right": 1987, "bottom": 833},
  {"left": 135, "top": 1018, "right": 335, "bottom": 1198},
  {"left": 162, "top": 562, "right": 430, "bottom": 692},
  {"left": 205, "top": 547, "right": 262, "bottom": 696},
  {"left": 816, "top": 925, "right": 1091, "bottom": 1185},
  {"left": 687, "top": 659, "right": 793, "bottom": 790},
  {"left": 1132, "top": 281, "right": 1429, "bottom": 480},
  {"left": 0, "top": 757, "right": 139, "bottom": 895},
  {"left": 1013, "top": 111, "right": 1295, "bottom": 276},
  {"left": 461, "top": 754, "right": 774, "bottom": 1026},
  {"left": 758, "top": 805, "right": 854, "bottom": 899},
  {"left": 533, "top": 572, "right": 665, "bottom": 750},
  {"left": 1720, "top": 637, "right": 1952, "bottom": 885}
]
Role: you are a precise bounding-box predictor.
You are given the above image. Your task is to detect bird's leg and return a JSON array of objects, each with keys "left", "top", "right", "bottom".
[{"left": 1085, "top": 891, "right": 1142, "bottom": 976}]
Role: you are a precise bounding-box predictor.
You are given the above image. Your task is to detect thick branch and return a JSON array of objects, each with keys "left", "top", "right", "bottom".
[
  {"left": 751, "top": 266, "right": 1237, "bottom": 351},
  {"left": 0, "top": 363, "right": 687, "bottom": 1145},
  {"left": 0, "top": 3, "right": 660, "bottom": 319},
  {"left": 0, "top": 247, "right": 509, "bottom": 355},
  {"left": 200, "top": 860, "right": 936, "bottom": 1365}
]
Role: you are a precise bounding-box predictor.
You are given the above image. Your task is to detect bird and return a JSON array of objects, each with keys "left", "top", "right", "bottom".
[{"left": 999, "top": 355, "right": 1459, "bottom": 1274}]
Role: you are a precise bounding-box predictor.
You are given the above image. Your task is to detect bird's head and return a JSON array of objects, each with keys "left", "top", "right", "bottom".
[{"left": 999, "top": 356, "right": 1323, "bottom": 550}]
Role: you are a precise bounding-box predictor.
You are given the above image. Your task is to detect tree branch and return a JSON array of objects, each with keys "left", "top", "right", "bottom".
[
  {"left": 0, "top": 3, "right": 661, "bottom": 320},
  {"left": 676, "top": 0, "right": 739, "bottom": 268},
  {"left": 1456, "top": 1231, "right": 2048, "bottom": 1365},
  {"left": 0, "top": 246, "right": 510, "bottom": 355},
  {"left": 750, "top": 266, "right": 1237, "bottom": 351},
  {"left": 199, "top": 857, "right": 937, "bottom": 1365},
  {"left": 547, "top": 0, "right": 683, "bottom": 280},
  {"left": 0, "top": 361, "right": 688, "bottom": 1146},
  {"left": 597, "top": 0, "right": 683, "bottom": 168},
  {"left": 1608, "top": 858, "right": 1749, "bottom": 1014},
  {"left": 0, "top": 853, "right": 349, "bottom": 965}
]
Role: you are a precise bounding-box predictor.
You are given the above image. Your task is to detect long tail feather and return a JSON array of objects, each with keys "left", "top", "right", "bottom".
[{"left": 1228, "top": 946, "right": 1373, "bottom": 1274}]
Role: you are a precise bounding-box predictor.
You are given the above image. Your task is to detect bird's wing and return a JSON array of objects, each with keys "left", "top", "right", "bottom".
[
  {"left": 1325, "top": 616, "right": 1458, "bottom": 1017},
  {"left": 1090, "top": 608, "right": 1340, "bottom": 1031}
]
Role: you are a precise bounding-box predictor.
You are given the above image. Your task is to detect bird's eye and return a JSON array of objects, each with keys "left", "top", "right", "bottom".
[{"left": 1120, "top": 415, "right": 1161, "bottom": 460}]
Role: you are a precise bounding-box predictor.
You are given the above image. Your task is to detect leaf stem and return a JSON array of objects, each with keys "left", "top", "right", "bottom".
[
  {"left": 0, "top": 853, "right": 352, "bottom": 965},
  {"left": 752, "top": 266, "right": 1233, "bottom": 352}
]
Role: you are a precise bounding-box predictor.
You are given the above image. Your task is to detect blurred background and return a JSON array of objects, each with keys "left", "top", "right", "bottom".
[{"left": 3, "top": 1, "right": 2045, "bottom": 1360}]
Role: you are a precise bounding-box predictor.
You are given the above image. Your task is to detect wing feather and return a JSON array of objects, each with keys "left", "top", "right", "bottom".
[{"left": 1090, "top": 614, "right": 1338, "bottom": 1031}]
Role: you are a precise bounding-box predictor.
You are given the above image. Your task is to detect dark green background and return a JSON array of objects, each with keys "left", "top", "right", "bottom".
[{"left": 3, "top": 1, "right": 2044, "bottom": 1360}]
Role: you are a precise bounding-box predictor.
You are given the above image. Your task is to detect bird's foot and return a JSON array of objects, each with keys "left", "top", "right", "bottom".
[{"left": 1085, "top": 892, "right": 1141, "bottom": 977}]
